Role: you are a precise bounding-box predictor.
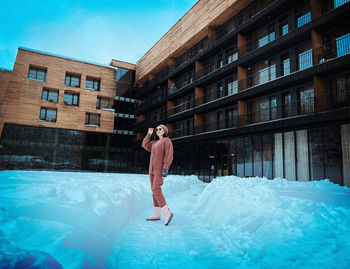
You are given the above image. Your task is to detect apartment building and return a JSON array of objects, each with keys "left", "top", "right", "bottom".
[
  {"left": 135, "top": 0, "right": 350, "bottom": 187},
  {"left": 0, "top": 48, "right": 136, "bottom": 171}
]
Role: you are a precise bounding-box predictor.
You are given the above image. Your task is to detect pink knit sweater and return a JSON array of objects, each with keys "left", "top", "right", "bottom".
[{"left": 142, "top": 133, "right": 174, "bottom": 175}]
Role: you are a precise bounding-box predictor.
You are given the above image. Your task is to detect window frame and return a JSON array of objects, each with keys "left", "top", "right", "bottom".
[
  {"left": 39, "top": 107, "right": 57, "bottom": 122},
  {"left": 41, "top": 88, "right": 59, "bottom": 103},
  {"left": 63, "top": 91, "right": 80, "bottom": 106},
  {"left": 86, "top": 77, "right": 101, "bottom": 91},
  {"left": 96, "top": 96, "right": 109, "bottom": 109},
  {"left": 85, "top": 113, "right": 101, "bottom": 127},
  {"left": 28, "top": 66, "right": 47, "bottom": 82},
  {"left": 65, "top": 73, "right": 81, "bottom": 88}
]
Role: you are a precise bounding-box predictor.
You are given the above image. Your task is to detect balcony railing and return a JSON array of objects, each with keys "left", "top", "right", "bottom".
[
  {"left": 194, "top": 83, "right": 238, "bottom": 107},
  {"left": 166, "top": 88, "right": 350, "bottom": 139},
  {"left": 168, "top": 99, "right": 195, "bottom": 117}
]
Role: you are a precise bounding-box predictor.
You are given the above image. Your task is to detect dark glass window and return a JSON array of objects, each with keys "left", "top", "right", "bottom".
[
  {"left": 63, "top": 92, "right": 79, "bottom": 106},
  {"left": 225, "top": 106, "right": 238, "bottom": 128},
  {"left": 309, "top": 128, "right": 324, "bottom": 180},
  {"left": 65, "top": 73, "right": 81, "bottom": 87},
  {"left": 263, "top": 134, "right": 273, "bottom": 179},
  {"left": 42, "top": 89, "right": 58, "bottom": 103},
  {"left": 324, "top": 126, "right": 342, "bottom": 185},
  {"left": 28, "top": 67, "right": 46, "bottom": 81},
  {"left": 85, "top": 113, "right": 100, "bottom": 126},
  {"left": 253, "top": 136, "right": 262, "bottom": 177},
  {"left": 244, "top": 137, "right": 253, "bottom": 177},
  {"left": 299, "top": 87, "right": 314, "bottom": 114},
  {"left": 86, "top": 77, "right": 100, "bottom": 91},
  {"left": 96, "top": 97, "right": 109, "bottom": 109},
  {"left": 40, "top": 107, "right": 57, "bottom": 122},
  {"left": 236, "top": 138, "right": 244, "bottom": 177},
  {"left": 283, "top": 93, "right": 293, "bottom": 117},
  {"left": 252, "top": 96, "right": 277, "bottom": 123},
  {"left": 331, "top": 75, "right": 350, "bottom": 107}
]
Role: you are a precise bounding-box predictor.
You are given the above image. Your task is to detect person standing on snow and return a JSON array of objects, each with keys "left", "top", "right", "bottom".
[{"left": 142, "top": 124, "right": 174, "bottom": 226}]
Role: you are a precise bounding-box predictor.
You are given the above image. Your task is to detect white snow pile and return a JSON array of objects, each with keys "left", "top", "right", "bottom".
[
  {"left": 194, "top": 176, "right": 350, "bottom": 268},
  {"left": 0, "top": 171, "right": 349, "bottom": 269}
]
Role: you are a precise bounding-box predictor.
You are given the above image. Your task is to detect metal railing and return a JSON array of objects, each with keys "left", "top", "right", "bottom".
[
  {"left": 165, "top": 89, "right": 350, "bottom": 138},
  {"left": 168, "top": 99, "right": 195, "bottom": 117}
]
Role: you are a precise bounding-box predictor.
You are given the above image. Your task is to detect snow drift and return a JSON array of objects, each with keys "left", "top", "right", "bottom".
[{"left": 0, "top": 171, "right": 349, "bottom": 268}]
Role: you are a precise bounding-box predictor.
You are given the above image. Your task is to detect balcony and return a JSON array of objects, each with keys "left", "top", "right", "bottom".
[
  {"left": 170, "top": 88, "right": 350, "bottom": 140},
  {"left": 168, "top": 98, "right": 194, "bottom": 117}
]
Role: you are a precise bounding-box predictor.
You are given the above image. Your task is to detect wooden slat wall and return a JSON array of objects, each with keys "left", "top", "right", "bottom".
[
  {"left": 136, "top": 0, "right": 254, "bottom": 84},
  {"left": 0, "top": 70, "right": 12, "bottom": 136},
  {"left": 0, "top": 49, "right": 116, "bottom": 137}
]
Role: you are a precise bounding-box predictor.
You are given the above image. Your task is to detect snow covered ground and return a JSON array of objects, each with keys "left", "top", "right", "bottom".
[{"left": 0, "top": 171, "right": 349, "bottom": 268}]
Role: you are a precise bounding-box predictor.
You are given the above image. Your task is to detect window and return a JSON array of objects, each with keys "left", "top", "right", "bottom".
[
  {"left": 225, "top": 107, "right": 238, "bottom": 128},
  {"left": 299, "top": 87, "right": 314, "bottom": 114},
  {"left": 297, "top": 11, "right": 311, "bottom": 27},
  {"left": 63, "top": 92, "right": 79, "bottom": 106},
  {"left": 217, "top": 53, "right": 224, "bottom": 69},
  {"left": 86, "top": 77, "right": 100, "bottom": 91},
  {"left": 42, "top": 89, "right": 58, "bottom": 103},
  {"left": 65, "top": 73, "right": 81, "bottom": 87},
  {"left": 258, "top": 65, "right": 276, "bottom": 84},
  {"left": 252, "top": 97, "right": 277, "bottom": 123},
  {"left": 258, "top": 32, "right": 275, "bottom": 47},
  {"left": 281, "top": 54, "right": 290, "bottom": 76},
  {"left": 336, "top": 33, "right": 350, "bottom": 57},
  {"left": 331, "top": 75, "right": 350, "bottom": 104},
  {"left": 334, "top": 0, "right": 350, "bottom": 8},
  {"left": 228, "top": 80, "right": 238, "bottom": 95},
  {"left": 217, "top": 81, "right": 224, "bottom": 98},
  {"left": 28, "top": 66, "right": 46, "bottom": 82},
  {"left": 40, "top": 107, "right": 57, "bottom": 122},
  {"left": 85, "top": 113, "right": 100, "bottom": 126},
  {"left": 282, "top": 24, "right": 288, "bottom": 36},
  {"left": 299, "top": 49, "right": 313, "bottom": 70},
  {"left": 283, "top": 93, "right": 293, "bottom": 117},
  {"left": 96, "top": 97, "right": 109, "bottom": 109},
  {"left": 226, "top": 47, "right": 238, "bottom": 64}
]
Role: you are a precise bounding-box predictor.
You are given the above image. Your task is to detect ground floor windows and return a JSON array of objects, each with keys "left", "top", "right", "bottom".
[
  {"left": 341, "top": 124, "right": 350, "bottom": 187},
  {"left": 170, "top": 124, "right": 349, "bottom": 186},
  {"left": 296, "top": 130, "right": 309, "bottom": 181}
]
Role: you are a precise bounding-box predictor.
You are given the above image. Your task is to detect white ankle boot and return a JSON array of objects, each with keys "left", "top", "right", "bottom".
[
  {"left": 161, "top": 204, "right": 174, "bottom": 226},
  {"left": 146, "top": 207, "right": 161, "bottom": 221}
]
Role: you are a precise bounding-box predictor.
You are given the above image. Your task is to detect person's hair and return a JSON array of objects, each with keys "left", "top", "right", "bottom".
[{"left": 154, "top": 126, "right": 168, "bottom": 140}]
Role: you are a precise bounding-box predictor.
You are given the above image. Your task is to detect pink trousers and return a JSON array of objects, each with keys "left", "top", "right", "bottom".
[{"left": 149, "top": 174, "right": 166, "bottom": 207}]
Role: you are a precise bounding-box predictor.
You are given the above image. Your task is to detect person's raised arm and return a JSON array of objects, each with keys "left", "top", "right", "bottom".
[{"left": 142, "top": 128, "right": 154, "bottom": 152}]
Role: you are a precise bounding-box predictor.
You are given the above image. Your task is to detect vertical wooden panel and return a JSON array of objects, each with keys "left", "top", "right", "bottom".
[
  {"left": 238, "top": 100, "right": 247, "bottom": 126},
  {"left": 238, "top": 66, "right": 248, "bottom": 92},
  {"left": 314, "top": 76, "right": 326, "bottom": 112}
]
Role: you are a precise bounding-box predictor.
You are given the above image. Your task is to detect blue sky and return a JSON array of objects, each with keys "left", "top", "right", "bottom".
[{"left": 0, "top": 0, "right": 198, "bottom": 70}]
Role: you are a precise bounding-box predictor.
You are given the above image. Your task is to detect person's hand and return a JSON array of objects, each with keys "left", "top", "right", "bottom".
[{"left": 148, "top": 128, "right": 154, "bottom": 134}]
